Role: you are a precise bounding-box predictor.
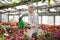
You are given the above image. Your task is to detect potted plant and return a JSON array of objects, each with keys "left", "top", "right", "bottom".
[{"left": 37, "top": 29, "right": 45, "bottom": 40}]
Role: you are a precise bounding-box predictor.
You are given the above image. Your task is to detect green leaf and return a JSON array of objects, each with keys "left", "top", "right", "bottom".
[
  {"left": 0, "top": 38, "right": 2, "bottom": 40},
  {"left": 21, "top": 0, "right": 23, "bottom": 2},
  {"left": 2, "top": 25, "right": 6, "bottom": 31},
  {"left": 48, "top": 0, "right": 51, "bottom": 6},
  {"left": 46, "top": 32, "right": 50, "bottom": 35},
  {"left": 36, "top": 2, "right": 38, "bottom": 6},
  {"left": 53, "top": 0, "right": 56, "bottom": 3},
  {"left": 31, "top": 0, "right": 34, "bottom": 3},
  {"left": 12, "top": 0, "right": 20, "bottom": 2},
  {"left": 42, "top": 0, "right": 46, "bottom": 3}
]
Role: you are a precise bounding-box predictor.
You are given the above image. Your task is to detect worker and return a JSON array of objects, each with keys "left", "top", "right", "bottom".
[
  {"left": 18, "top": 15, "right": 25, "bottom": 29},
  {"left": 28, "top": 4, "right": 39, "bottom": 40},
  {"left": 21, "top": 4, "right": 39, "bottom": 39},
  {"left": 18, "top": 15, "right": 25, "bottom": 37}
]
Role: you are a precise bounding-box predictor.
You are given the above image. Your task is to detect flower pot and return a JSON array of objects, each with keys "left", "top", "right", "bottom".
[{"left": 37, "top": 38, "right": 43, "bottom": 40}]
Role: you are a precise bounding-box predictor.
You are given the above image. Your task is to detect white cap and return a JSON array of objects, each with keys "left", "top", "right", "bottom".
[{"left": 28, "top": 4, "right": 36, "bottom": 10}]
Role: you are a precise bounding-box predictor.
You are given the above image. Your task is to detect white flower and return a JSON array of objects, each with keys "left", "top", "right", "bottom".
[
  {"left": 4, "top": 33, "right": 9, "bottom": 36},
  {"left": 37, "top": 29, "right": 45, "bottom": 36}
]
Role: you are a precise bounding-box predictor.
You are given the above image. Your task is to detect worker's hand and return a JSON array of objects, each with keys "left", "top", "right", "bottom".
[{"left": 28, "top": 24, "right": 35, "bottom": 29}]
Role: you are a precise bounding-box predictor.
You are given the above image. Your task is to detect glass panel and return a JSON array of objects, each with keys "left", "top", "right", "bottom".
[
  {"left": 42, "top": 16, "right": 48, "bottom": 24},
  {"left": 39, "top": 16, "right": 41, "bottom": 24},
  {"left": 14, "top": 15, "right": 19, "bottom": 22},
  {"left": 47, "top": 16, "right": 54, "bottom": 25},
  {"left": 9, "top": 15, "right": 13, "bottom": 22},
  {"left": 2, "top": 13, "right": 8, "bottom": 22},
  {"left": 55, "top": 16, "right": 60, "bottom": 25},
  {"left": 22, "top": 16, "right": 28, "bottom": 22}
]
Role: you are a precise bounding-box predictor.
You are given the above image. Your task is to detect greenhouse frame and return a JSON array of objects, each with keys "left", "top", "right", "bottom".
[{"left": 0, "top": 0, "right": 60, "bottom": 40}]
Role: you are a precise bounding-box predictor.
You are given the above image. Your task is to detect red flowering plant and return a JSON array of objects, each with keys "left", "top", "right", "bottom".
[
  {"left": 5, "top": 36, "right": 14, "bottom": 40},
  {"left": 7, "top": 28, "right": 19, "bottom": 37},
  {"left": 56, "top": 25, "right": 60, "bottom": 29},
  {"left": 4, "top": 27, "right": 20, "bottom": 40},
  {"left": 43, "top": 28, "right": 60, "bottom": 40},
  {"left": 0, "top": 25, "right": 6, "bottom": 40},
  {"left": 50, "top": 29, "right": 60, "bottom": 40}
]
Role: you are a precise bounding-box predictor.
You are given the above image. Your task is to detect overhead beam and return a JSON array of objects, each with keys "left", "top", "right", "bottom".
[
  {"left": 37, "top": 5, "right": 60, "bottom": 9},
  {"left": 0, "top": 11, "right": 60, "bottom": 16}
]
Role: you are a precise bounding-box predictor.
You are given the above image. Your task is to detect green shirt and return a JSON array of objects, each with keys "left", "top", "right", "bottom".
[{"left": 18, "top": 20, "right": 25, "bottom": 29}]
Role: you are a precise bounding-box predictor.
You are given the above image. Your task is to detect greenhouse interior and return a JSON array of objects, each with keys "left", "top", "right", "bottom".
[{"left": 0, "top": 0, "right": 60, "bottom": 40}]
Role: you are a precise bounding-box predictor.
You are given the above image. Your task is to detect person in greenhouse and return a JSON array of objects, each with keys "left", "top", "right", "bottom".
[
  {"left": 18, "top": 15, "right": 25, "bottom": 37},
  {"left": 18, "top": 15, "right": 25, "bottom": 29},
  {"left": 28, "top": 4, "right": 39, "bottom": 40}
]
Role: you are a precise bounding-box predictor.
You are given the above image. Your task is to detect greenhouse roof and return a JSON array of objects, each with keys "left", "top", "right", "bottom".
[
  {"left": 0, "top": 0, "right": 58, "bottom": 9},
  {"left": 0, "top": 0, "right": 41, "bottom": 9},
  {"left": 0, "top": 0, "right": 60, "bottom": 14}
]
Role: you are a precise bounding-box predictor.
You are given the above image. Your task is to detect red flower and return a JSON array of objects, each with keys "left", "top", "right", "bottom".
[
  {"left": 0, "top": 31, "right": 1, "bottom": 34},
  {"left": 51, "top": 29, "right": 57, "bottom": 32},
  {"left": 47, "top": 29, "right": 52, "bottom": 32},
  {"left": 58, "top": 30, "right": 60, "bottom": 36},
  {"left": 0, "top": 30, "right": 5, "bottom": 34},
  {"left": 14, "top": 38, "right": 19, "bottom": 40},
  {"left": 6, "top": 36, "right": 13, "bottom": 39},
  {"left": 38, "top": 38, "right": 43, "bottom": 40},
  {"left": 12, "top": 30, "right": 15, "bottom": 32},
  {"left": 14, "top": 28, "right": 18, "bottom": 30},
  {"left": 13, "top": 32, "right": 18, "bottom": 36},
  {"left": 53, "top": 35, "right": 58, "bottom": 38},
  {"left": 19, "top": 37, "right": 23, "bottom": 40},
  {"left": 31, "top": 38, "right": 35, "bottom": 40}
]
